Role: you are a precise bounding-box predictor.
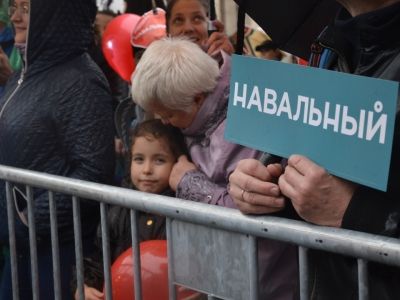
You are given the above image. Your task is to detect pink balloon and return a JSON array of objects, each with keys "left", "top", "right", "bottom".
[{"left": 102, "top": 14, "right": 140, "bottom": 82}]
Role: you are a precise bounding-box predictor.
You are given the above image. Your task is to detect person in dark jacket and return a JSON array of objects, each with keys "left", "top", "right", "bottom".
[
  {"left": 0, "top": 0, "right": 115, "bottom": 298},
  {"left": 74, "top": 119, "right": 187, "bottom": 300},
  {"left": 229, "top": 0, "right": 400, "bottom": 299}
]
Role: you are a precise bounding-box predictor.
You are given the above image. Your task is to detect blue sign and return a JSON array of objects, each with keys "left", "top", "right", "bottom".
[{"left": 225, "top": 55, "right": 399, "bottom": 191}]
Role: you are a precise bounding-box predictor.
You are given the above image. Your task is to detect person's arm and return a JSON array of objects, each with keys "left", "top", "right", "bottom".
[
  {"left": 175, "top": 167, "right": 236, "bottom": 208},
  {"left": 54, "top": 74, "right": 115, "bottom": 183},
  {"left": 32, "top": 69, "right": 115, "bottom": 236},
  {"left": 170, "top": 137, "right": 275, "bottom": 209},
  {"left": 342, "top": 183, "right": 400, "bottom": 235},
  {"left": 169, "top": 155, "right": 234, "bottom": 206},
  {"left": 341, "top": 113, "right": 400, "bottom": 235}
]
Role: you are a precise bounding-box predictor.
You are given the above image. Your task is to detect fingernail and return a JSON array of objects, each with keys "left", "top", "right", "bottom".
[{"left": 271, "top": 187, "right": 279, "bottom": 196}]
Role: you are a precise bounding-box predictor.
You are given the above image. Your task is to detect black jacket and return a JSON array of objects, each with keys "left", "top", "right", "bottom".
[
  {"left": 307, "top": 3, "right": 400, "bottom": 299},
  {"left": 0, "top": 0, "right": 115, "bottom": 243},
  {"left": 78, "top": 208, "right": 167, "bottom": 291}
]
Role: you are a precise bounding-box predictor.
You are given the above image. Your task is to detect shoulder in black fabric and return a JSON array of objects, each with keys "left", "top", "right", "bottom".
[{"left": 27, "top": 0, "right": 97, "bottom": 74}]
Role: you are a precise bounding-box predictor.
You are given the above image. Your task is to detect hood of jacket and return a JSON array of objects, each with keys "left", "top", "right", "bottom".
[{"left": 24, "top": 0, "right": 96, "bottom": 75}]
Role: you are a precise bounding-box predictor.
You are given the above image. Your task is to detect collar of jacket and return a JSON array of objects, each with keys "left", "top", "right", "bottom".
[
  {"left": 314, "top": 2, "right": 400, "bottom": 71},
  {"left": 24, "top": 0, "right": 96, "bottom": 76},
  {"left": 182, "top": 51, "right": 231, "bottom": 139}
]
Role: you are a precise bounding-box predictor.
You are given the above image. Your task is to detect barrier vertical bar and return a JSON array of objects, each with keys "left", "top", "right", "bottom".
[
  {"left": 101, "top": 202, "right": 112, "bottom": 300},
  {"left": 73, "top": 196, "right": 84, "bottom": 300},
  {"left": 6, "top": 182, "right": 19, "bottom": 300},
  {"left": 26, "top": 186, "right": 39, "bottom": 300},
  {"left": 166, "top": 217, "right": 177, "bottom": 300},
  {"left": 130, "top": 209, "right": 142, "bottom": 300},
  {"left": 299, "top": 246, "right": 309, "bottom": 300},
  {"left": 48, "top": 191, "right": 61, "bottom": 300},
  {"left": 358, "top": 258, "right": 369, "bottom": 300},
  {"left": 249, "top": 236, "right": 258, "bottom": 300}
]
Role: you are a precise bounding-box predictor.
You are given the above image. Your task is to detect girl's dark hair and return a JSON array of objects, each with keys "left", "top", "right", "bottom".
[
  {"left": 130, "top": 119, "right": 187, "bottom": 160},
  {"left": 165, "top": 0, "right": 209, "bottom": 33}
]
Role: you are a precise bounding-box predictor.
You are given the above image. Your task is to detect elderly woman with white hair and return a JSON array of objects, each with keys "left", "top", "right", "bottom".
[
  {"left": 131, "top": 37, "right": 299, "bottom": 299},
  {"left": 131, "top": 37, "right": 254, "bottom": 206}
]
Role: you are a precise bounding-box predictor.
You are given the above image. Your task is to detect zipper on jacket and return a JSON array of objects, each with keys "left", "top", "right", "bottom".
[
  {"left": 0, "top": 72, "right": 25, "bottom": 120},
  {"left": 318, "top": 41, "right": 351, "bottom": 73}
]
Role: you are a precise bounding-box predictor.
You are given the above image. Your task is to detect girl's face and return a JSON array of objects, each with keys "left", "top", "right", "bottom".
[
  {"left": 130, "top": 136, "right": 175, "bottom": 194},
  {"left": 168, "top": 0, "right": 208, "bottom": 46},
  {"left": 10, "top": 0, "right": 30, "bottom": 44}
]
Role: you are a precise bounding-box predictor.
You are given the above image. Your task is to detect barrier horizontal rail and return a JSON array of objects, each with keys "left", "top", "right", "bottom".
[{"left": 1, "top": 164, "right": 400, "bottom": 268}]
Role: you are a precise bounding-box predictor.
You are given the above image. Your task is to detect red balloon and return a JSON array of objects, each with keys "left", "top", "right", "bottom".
[
  {"left": 102, "top": 13, "right": 140, "bottom": 82},
  {"left": 110, "top": 240, "right": 199, "bottom": 300}
]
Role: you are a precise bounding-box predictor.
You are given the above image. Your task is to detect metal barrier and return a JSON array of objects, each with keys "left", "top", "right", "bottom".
[{"left": 1, "top": 164, "right": 400, "bottom": 300}]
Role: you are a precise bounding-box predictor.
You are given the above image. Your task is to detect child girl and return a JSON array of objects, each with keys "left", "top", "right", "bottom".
[{"left": 74, "top": 119, "right": 187, "bottom": 300}]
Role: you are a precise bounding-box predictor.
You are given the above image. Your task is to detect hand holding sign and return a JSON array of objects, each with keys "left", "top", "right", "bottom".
[
  {"left": 226, "top": 55, "right": 398, "bottom": 191},
  {"left": 228, "top": 159, "right": 285, "bottom": 214},
  {"left": 278, "top": 155, "right": 357, "bottom": 227},
  {"left": 228, "top": 155, "right": 356, "bottom": 227}
]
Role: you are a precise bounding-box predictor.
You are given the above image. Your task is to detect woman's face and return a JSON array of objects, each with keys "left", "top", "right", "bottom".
[
  {"left": 149, "top": 101, "right": 198, "bottom": 129},
  {"left": 168, "top": 0, "right": 208, "bottom": 46},
  {"left": 10, "top": 0, "right": 30, "bottom": 44},
  {"left": 148, "top": 94, "right": 206, "bottom": 129}
]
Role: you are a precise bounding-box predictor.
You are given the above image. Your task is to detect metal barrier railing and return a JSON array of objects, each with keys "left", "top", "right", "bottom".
[{"left": 1, "top": 164, "right": 400, "bottom": 300}]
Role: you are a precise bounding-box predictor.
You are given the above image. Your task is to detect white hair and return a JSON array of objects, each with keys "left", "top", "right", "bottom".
[{"left": 131, "top": 37, "right": 220, "bottom": 112}]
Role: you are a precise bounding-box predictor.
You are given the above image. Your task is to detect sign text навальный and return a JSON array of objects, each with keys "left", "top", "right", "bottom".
[{"left": 225, "top": 55, "right": 399, "bottom": 191}]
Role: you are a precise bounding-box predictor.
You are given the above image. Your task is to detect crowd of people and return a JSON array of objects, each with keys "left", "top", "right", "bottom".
[{"left": 0, "top": 0, "right": 398, "bottom": 299}]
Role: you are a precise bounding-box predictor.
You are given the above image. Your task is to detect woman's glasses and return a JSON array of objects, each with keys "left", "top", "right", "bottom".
[{"left": 8, "top": 3, "right": 29, "bottom": 17}]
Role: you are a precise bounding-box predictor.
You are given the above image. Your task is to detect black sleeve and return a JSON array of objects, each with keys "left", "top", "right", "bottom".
[
  {"left": 32, "top": 66, "right": 115, "bottom": 239},
  {"left": 341, "top": 111, "right": 400, "bottom": 237}
]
